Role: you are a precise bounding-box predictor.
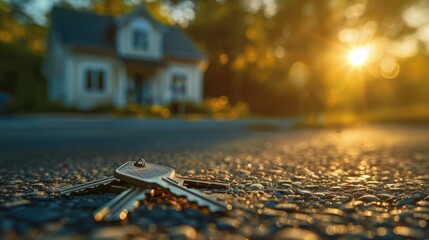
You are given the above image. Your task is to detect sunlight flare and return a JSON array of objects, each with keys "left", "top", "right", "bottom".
[{"left": 348, "top": 47, "right": 369, "bottom": 66}]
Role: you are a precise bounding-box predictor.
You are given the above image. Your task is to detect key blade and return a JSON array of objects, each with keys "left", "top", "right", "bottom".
[
  {"left": 103, "top": 186, "right": 149, "bottom": 222},
  {"left": 161, "top": 177, "right": 229, "bottom": 213},
  {"left": 176, "top": 177, "right": 230, "bottom": 189},
  {"left": 94, "top": 188, "right": 132, "bottom": 222},
  {"left": 94, "top": 186, "right": 149, "bottom": 222},
  {"left": 61, "top": 176, "right": 117, "bottom": 196},
  {"left": 100, "top": 182, "right": 130, "bottom": 194}
]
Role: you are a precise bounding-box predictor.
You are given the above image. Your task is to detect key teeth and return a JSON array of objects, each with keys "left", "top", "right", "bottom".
[
  {"left": 60, "top": 177, "right": 117, "bottom": 196},
  {"left": 60, "top": 185, "right": 104, "bottom": 196},
  {"left": 185, "top": 196, "right": 227, "bottom": 212}
]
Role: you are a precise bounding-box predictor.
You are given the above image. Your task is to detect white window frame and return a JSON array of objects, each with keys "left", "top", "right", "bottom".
[
  {"left": 80, "top": 62, "right": 110, "bottom": 94},
  {"left": 132, "top": 29, "right": 149, "bottom": 51}
]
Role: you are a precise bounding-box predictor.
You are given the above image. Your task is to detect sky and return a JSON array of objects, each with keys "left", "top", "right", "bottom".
[{"left": 11, "top": 0, "right": 91, "bottom": 25}]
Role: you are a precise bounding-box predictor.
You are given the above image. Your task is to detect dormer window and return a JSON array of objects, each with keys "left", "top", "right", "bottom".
[{"left": 132, "top": 29, "right": 149, "bottom": 51}]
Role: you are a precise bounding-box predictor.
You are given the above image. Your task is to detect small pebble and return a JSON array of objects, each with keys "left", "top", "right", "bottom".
[
  {"left": 274, "top": 203, "right": 298, "bottom": 212},
  {"left": 217, "top": 217, "right": 241, "bottom": 230},
  {"left": 358, "top": 195, "right": 380, "bottom": 202},
  {"left": 89, "top": 225, "right": 142, "bottom": 239},
  {"left": 249, "top": 183, "right": 264, "bottom": 190},
  {"left": 274, "top": 228, "right": 320, "bottom": 240},
  {"left": 168, "top": 225, "right": 197, "bottom": 240}
]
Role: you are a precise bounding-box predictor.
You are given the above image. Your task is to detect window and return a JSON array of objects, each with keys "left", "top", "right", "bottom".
[
  {"left": 171, "top": 74, "right": 187, "bottom": 98},
  {"left": 85, "top": 69, "right": 105, "bottom": 92},
  {"left": 132, "top": 29, "right": 149, "bottom": 51}
]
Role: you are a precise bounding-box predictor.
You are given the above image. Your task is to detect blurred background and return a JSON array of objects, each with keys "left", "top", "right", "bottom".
[{"left": 0, "top": 0, "right": 428, "bottom": 126}]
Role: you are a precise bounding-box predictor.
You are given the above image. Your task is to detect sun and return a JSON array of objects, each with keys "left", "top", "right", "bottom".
[{"left": 348, "top": 47, "right": 369, "bottom": 66}]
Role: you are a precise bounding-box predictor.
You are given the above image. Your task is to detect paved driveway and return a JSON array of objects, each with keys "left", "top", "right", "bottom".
[
  {"left": 0, "top": 116, "right": 295, "bottom": 167},
  {"left": 0, "top": 116, "right": 428, "bottom": 239}
]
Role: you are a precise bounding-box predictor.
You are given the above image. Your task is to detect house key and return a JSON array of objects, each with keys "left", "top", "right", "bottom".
[
  {"left": 60, "top": 176, "right": 120, "bottom": 196},
  {"left": 175, "top": 177, "right": 230, "bottom": 189},
  {"left": 93, "top": 186, "right": 152, "bottom": 222},
  {"left": 114, "top": 159, "right": 231, "bottom": 212}
]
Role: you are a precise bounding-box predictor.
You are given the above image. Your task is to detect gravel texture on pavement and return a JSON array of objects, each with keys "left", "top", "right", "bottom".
[{"left": 0, "top": 121, "right": 428, "bottom": 239}]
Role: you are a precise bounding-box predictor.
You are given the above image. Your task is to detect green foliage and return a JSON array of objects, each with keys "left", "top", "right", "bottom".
[{"left": 0, "top": 41, "right": 49, "bottom": 112}]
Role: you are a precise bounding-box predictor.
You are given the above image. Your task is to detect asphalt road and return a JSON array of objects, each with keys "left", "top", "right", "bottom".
[
  {"left": 0, "top": 116, "right": 294, "bottom": 166},
  {"left": 0, "top": 116, "right": 428, "bottom": 239}
]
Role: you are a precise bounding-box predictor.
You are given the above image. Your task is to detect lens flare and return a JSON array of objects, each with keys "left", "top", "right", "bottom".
[{"left": 348, "top": 47, "right": 369, "bottom": 66}]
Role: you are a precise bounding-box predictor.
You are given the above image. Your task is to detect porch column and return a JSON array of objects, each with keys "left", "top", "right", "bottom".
[
  {"left": 116, "top": 62, "right": 127, "bottom": 107},
  {"left": 63, "top": 55, "right": 74, "bottom": 107},
  {"left": 196, "top": 68, "right": 203, "bottom": 104}
]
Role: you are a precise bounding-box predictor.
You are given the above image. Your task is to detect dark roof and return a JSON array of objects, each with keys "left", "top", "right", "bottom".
[
  {"left": 115, "top": 7, "right": 165, "bottom": 31},
  {"left": 164, "top": 26, "right": 205, "bottom": 60},
  {"left": 51, "top": 7, "right": 114, "bottom": 50},
  {"left": 50, "top": 7, "right": 206, "bottom": 60}
]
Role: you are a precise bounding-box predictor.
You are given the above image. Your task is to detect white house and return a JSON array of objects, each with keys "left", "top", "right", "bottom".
[{"left": 43, "top": 6, "right": 207, "bottom": 110}]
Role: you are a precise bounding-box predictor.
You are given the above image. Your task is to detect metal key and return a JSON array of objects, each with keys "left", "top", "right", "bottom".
[
  {"left": 61, "top": 176, "right": 119, "bottom": 196},
  {"left": 175, "top": 177, "right": 230, "bottom": 189},
  {"left": 93, "top": 186, "right": 151, "bottom": 222},
  {"left": 114, "top": 159, "right": 231, "bottom": 212},
  {"left": 100, "top": 181, "right": 131, "bottom": 194}
]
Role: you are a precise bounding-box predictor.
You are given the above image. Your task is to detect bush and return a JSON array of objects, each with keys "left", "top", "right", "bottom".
[
  {"left": 115, "top": 103, "right": 171, "bottom": 118},
  {"left": 204, "top": 96, "right": 249, "bottom": 119},
  {"left": 0, "top": 42, "right": 47, "bottom": 113},
  {"left": 169, "top": 101, "right": 208, "bottom": 114}
]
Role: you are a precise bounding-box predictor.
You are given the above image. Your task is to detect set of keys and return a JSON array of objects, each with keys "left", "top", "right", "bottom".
[{"left": 61, "top": 159, "right": 231, "bottom": 222}]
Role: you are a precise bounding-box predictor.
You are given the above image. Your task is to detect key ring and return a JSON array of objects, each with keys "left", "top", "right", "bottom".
[{"left": 134, "top": 158, "right": 146, "bottom": 168}]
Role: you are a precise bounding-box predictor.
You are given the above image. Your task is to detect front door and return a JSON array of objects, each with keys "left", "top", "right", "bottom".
[{"left": 135, "top": 75, "right": 153, "bottom": 104}]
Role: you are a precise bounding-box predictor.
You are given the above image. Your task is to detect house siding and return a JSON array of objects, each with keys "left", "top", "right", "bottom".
[
  {"left": 116, "top": 61, "right": 127, "bottom": 107},
  {"left": 162, "top": 61, "right": 204, "bottom": 104},
  {"left": 63, "top": 50, "right": 74, "bottom": 107},
  {"left": 45, "top": 31, "right": 65, "bottom": 102},
  {"left": 69, "top": 53, "right": 123, "bottom": 110}
]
